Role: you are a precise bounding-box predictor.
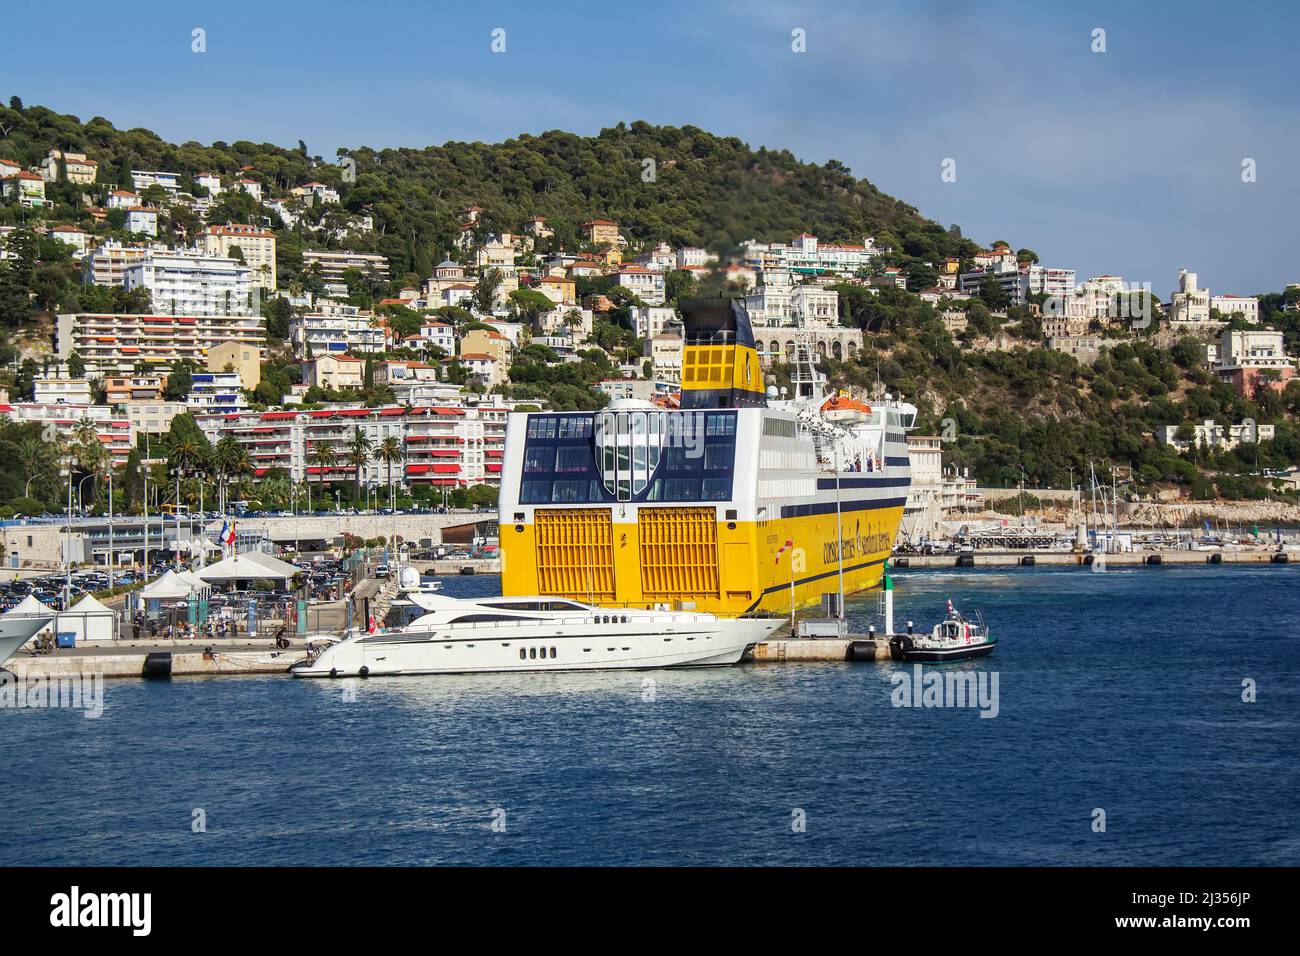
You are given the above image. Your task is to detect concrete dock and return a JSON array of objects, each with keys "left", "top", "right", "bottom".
[
  {"left": 4, "top": 639, "right": 311, "bottom": 679},
  {"left": 891, "top": 548, "right": 1295, "bottom": 568}
]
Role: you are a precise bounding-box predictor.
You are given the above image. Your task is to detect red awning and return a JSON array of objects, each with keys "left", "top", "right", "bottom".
[
  {"left": 431, "top": 464, "right": 460, "bottom": 474},
  {"left": 485, "top": 463, "right": 502, "bottom": 473}
]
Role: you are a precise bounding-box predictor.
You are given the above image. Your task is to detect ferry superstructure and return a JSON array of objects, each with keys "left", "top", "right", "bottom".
[{"left": 499, "top": 298, "right": 916, "bottom": 617}]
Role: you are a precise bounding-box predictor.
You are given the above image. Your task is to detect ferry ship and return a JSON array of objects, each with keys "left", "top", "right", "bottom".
[{"left": 498, "top": 298, "right": 916, "bottom": 617}]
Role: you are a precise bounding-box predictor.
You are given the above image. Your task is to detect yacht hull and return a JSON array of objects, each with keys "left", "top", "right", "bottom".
[
  {"left": 0, "top": 614, "right": 56, "bottom": 666},
  {"left": 293, "top": 616, "right": 778, "bottom": 678}
]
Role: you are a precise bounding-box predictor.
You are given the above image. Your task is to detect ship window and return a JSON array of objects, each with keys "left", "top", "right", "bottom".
[
  {"left": 529, "top": 647, "right": 537, "bottom": 659},
  {"left": 519, "top": 648, "right": 526, "bottom": 659},
  {"left": 449, "top": 613, "right": 541, "bottom": 623},
  {"left": 550, "top": 647, "right": 557, "bottom": 658},
  {"left": 524, "top": 446, "right": 555, "bottom": 472}
]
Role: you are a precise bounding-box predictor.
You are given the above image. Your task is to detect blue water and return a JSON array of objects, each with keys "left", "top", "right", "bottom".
[{"left": 4, "top": 566, "right": 1298, "bottom": 866}]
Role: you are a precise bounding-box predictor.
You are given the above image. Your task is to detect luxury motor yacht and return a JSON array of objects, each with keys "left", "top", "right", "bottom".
[{"left": 291, "top": 591, "right": 781, "bottom": 677}]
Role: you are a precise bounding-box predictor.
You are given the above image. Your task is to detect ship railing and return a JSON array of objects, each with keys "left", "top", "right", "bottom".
[{"left": 684, "top": 330, "right": 736, "bottom": 347}]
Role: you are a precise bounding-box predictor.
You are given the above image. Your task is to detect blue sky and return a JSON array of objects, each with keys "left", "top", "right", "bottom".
[{"left": 3, "top": 0, "right": 1298, "bottom": 295}]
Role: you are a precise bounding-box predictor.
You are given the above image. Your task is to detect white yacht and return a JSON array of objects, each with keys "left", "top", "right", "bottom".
[
  {"left": 291, "top": 592, "right": 781, "bottom": 677},
  {"left": 0, "top": 612, "right": 56, "bottom": 667}
]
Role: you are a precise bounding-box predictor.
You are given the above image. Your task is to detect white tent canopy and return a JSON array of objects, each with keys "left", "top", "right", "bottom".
[
  {"left": 176, "top": 571, "right": 211, "bottom": 593},
  {"left": 198, "top": 551, "right": 299, "bottom": 584},
  {"left": 139, "top": 570, "right": 194, "bottom": 601},
  {"left": 63, "top": 593, "right": 117, "bottom": 643},
  {"left": 3, "top": 595, "right": 56, "bottom": 638}
]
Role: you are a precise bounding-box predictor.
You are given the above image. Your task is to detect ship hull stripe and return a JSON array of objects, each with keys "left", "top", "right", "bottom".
[{"left": 781, "top": 495, "right": 908, "bottom": 518}]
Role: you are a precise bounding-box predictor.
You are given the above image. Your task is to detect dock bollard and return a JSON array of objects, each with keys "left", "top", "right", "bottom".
[
  {"left": 868, "top": 624, "right": 875, "bottom": 639},
  {"left": 906, "top": 621, "right": 913, "bottom": 635}
]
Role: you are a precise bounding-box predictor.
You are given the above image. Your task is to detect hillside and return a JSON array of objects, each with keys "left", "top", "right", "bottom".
[
  {"left": 0, "top": 100, "right": 977, "bottom": 280},
  {"left": 1, "top": 97, "right": 1298, "bottom": 507}
]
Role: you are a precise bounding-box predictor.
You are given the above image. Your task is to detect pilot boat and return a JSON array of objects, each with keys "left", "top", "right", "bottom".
[
  {"left": 290, "top": 591, "right": 781, "bottom": 677},
  {"left": 890, "top": 600, "right": 996, "bottom": 662}
]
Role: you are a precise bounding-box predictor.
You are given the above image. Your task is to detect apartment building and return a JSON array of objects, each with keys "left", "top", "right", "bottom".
[
  {"left": 130, "top": 170, "right": 182, "bottom": 194},
  {"left": 0, "top": 403, "right": 133, "bottom": 469},
  {"left": 301, "top": 249, "right": 390, "bottom": 299},
  {"left": 124, "top": 248, "right": 255, "bottom": 316},
  {"left": 1169, "top": 269, "right": 1213, "bottom": 325},
  {"left": 104, "top": 375, "right": 166, "bottom": 404},
  {"left": 33, "top": 377, "right": 93, "bottom": 404},
  {"left": 124, "top": 208, "right": 158, "bottom": 237},
  {"left": 187, "top": 371, "right": 246, "bottom": 414},
  {"left": 124, "top": 401, "right": 186, "bottom": 436},
  {"left": 56, "top": 312, "right": 267, "bottom": 376},
  {"left": 1210, "top": 294, "right": 1260, "bottom": 323},
  {"left": 1157, "top": 419, "right": 1276, "bottom": 453},
  {"left": 741, "top": 233, "right": 881, "bottom": 277},
  {"left": 83, "top": 241, "right": 150, "bottom": 285},
  {"left": 201, "top": 224, "right": 277, "bottom": 290},
  {"left": 289, "top": 308, "right": 386, "bottom": 356},
  {"left": 612, "top": 265, "right": 665, "bottom": 305},
  {"left": 193, "top": 403, "right": 510, "bottom": 488}
]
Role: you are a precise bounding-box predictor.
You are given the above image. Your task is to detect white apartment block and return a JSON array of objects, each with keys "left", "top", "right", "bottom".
[
  {"left": 124, "top": 208, "right": 158, "bottom": 236},
  {"left": 1157, "top": 419, "right": 1275, "bottom": 453},
  {"left": 301, "top": 249, "right": 390, "bottom": 299},
  {"left": 613, "top": 266, "right": 665, "bottom": 305},
  {"left": 33, "top": 377, "right": 93, "bottom": 404},
  {"left": 1210, "top": 294, "right": 1259, "bottom": 323},
  {"left": 677, "top": 247, "right": 715, "bottom": 269},
  {"left": 234, "top": 179, "right": 263, "bottom": 202},
  {"left": 130, "top": 170, "right": 182, "bottom": 195},
  {"left": 56, "top": 312, "right": 267, "bottom": 376},
  {"left": 124, "top": 401, "right": 187, "bottom": 435},
  {"left": 288, "top": 309, "right": 387, "bottom": 356},
  {"left": 193, "top": 404, "right": 510, "bottom": 488},
  {"left": 186, "top": 371, "right": 246, "bottom": 414},
  {"left": 125, "top": 249, "right": 255, "bottom": 317},
  {"left": 633, "top": 305, "right": 678, "bottom": 339},
  {"left": 194, "top": 172, "right": 222, "bottom": 195},
  {"left": 744, "top": 281, "right": 839, "bottom": 328},
  {"left": 742, "top": 233, "right": 880, "bottom": 276},
  {"left": 202, "top": 224, "right": 277, "bottom": 290},
  {"left": 82, "top": 241, "right": 150, "bottom": 285},
  {"left": 0, "top": 403, "right": 133, "bottom": 469}
]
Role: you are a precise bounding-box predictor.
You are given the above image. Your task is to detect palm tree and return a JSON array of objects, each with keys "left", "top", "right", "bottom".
[
  {"left": 375, "top": 436, "right": 404, "bottom": 510},
  {"left": 213, "top": 434, "right": 241, "bottom": 513},
  {"left": 346, "top": 426, "right": 372, "bottom": 507},
  {"left": 306, "top": 442, "right": 338, "bottom": 511}
]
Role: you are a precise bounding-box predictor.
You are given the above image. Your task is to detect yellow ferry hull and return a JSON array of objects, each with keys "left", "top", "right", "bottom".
[{"left": 499, "top": 501, "right": 903, "bottom": 617}]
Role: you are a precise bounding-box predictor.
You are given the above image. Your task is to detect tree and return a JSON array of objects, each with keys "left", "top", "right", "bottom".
[
  {"left": 375, "top": 436, "right": 404, "bottom": 509},
  {"left": 164, "top": 360, "right": 197, "bottom": 400},
  {"left": 507, "top": 287, "right": 554, "bottom": 329},
  {"left": 306, "top": 442, "right": 338, "bottom": 509},
  {"left": 346, "top": 426, "right": 372, "bottom": 506},
  {"left": 472, "top": 268, "right": 503, "bottom": 315},
  {"left": 67, "top": 351, "right": 86, "bottom": 379}
]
